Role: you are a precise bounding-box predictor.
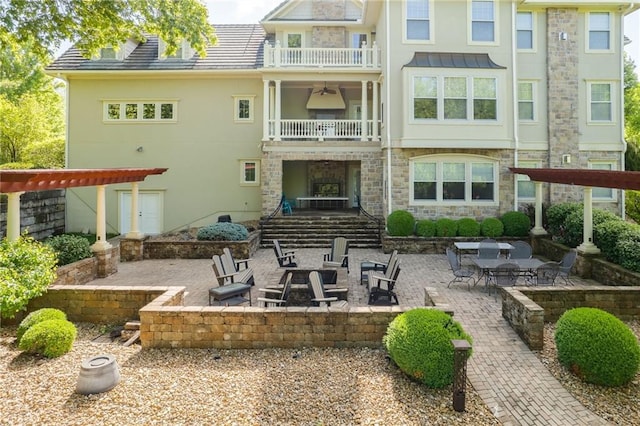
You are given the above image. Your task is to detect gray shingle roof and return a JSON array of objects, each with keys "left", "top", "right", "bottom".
[
  {"left": 403, "top": 52, "right": 506, "bottom": 69},
  {"left": 46, "top": 25, "right": 269, "bottom": 72}
]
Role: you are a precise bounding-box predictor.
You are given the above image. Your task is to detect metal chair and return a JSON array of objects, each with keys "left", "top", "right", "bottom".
[
  {"left": 527, "top": 262, "right": 560, "bottom": 286},
  {"left": 445, "top": 248, "right": 475, "bottom": 291},
  {"left": 557, "top": 250, "right": 577, "bottom": 285},
  {"left": 488, "top": 262, "right": 520, "bottom": 299},
  {"left": 508, "top": 241, "right": 532, "bottom": 259},
  {"left": 478, "top": 239, "right": 500, "bottom": 259}
]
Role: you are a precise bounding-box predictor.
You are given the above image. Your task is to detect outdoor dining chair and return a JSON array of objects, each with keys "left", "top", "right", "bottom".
[
  {"left": 488, "top": 262, "right": 520, "bottom": 300},
  {"left": 478, "top": 239, "right": 500, "bottom": 259},
  {"left": 446, "top": 248, "right": 475, "bottom": 291},
  {"left": 508, "top": 241, "right": 532, "bottom": 259},
  {"left": 557, "top": 250, "right": 577, "bottom": 285},
  {"left": 526, "top": 262, "right": 560, "bottom": 286}
]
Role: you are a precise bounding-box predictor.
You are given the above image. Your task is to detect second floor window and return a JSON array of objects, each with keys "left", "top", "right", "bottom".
[
  {"left": 406, "top": 0, "right": 431, "bottom": 41},
  {"left": 233, "top": 96, "right": 255, "bottom": 122},
  {"left": 104, "top": 101, "right": 176, "bottom": 122},
  {"left": 471, "top": 0, "right": 495, "bottom": 42},
  {"left": 588, "top": 12, "right": 610, "bottom": 50},
  {"left": 517, "top": 12, "right": 533, "bottom": 49},
  {"left": 589, "top": 82, "right": 612, "bottom": 122}
]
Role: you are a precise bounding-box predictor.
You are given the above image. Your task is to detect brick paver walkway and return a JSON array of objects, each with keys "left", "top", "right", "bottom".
[{"left": 94, "top": 247, "right": 609, "bottom": 425}]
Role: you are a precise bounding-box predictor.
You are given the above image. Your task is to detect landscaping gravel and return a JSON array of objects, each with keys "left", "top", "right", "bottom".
[
  {"left": 0, "top": 324, "right": 499, "bottom": 426},
  {"left": 537, "top": 320, "right": 640, "bottom": 426}
]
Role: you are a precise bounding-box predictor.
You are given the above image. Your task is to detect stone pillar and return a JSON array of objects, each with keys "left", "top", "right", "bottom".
[
  {"left": 120, "top": 237, "right": 147, "bottom": 262},
  {"left": 94, "top": 245, "right": 118, "bottom": 278},
  {"left": 547, "top": 8, "right": 579, "bottom": 203}
]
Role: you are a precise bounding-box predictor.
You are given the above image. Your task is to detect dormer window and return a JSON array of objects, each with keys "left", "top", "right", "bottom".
[
  {"left": 92, "top": 39, "right": 138, "bottom": 61},
  {"left": 100, "top": 47, "right": 118, "bottom": 60},
  {"left": 158, "top": 39, "right": 193, "bottom": 60}
]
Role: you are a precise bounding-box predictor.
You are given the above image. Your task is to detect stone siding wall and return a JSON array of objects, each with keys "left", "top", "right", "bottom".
[
  {"left": 0, "top": 189, "right": 65, "bottom": 240},
  {"left": 502, "top": 287, "right": 640, "bottom": 350},
  {"left": 312, "top": 0, "right": 345, "bottom": 20},
  {"left": 383, "top": 235, "right": 524, "bottom": 254}
]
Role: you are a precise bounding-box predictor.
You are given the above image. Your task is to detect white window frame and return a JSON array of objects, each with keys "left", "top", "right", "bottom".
[
  {"left": 589, "top": 160, "right": 616, "bottom": 201},
  {"left": 516, "top": 11, "right": 535, "bottom": 51},
  {"left": 469, "top": 0, "right": 498, "bottom": 45},
  {"left": 285, "top": 32, "right": 304, "bottom": 48},
  {"left": 409, "top": 154, "right": 499, "bottom": 205},
  {"left": 587, "top": 81, "right": 614, "bottom": 124},
  {"left": 586, "top": 11, "right": 612, "bottom": 52},
  {"left": 233, "top": 95, "right": 255, "bottom": 123},
  {"left": 404, "top": 0, "right": 434, "bottom": 43},
  {"left": 240, "top": 160, "right": 260, "bottom": 186},
  {"left": 411, "top": 75, "right": 498, "bottom": 122},
  {"left": 517, "top": 80, "right": 536, "bottom": 122},
  {"left": 516, "top": 160, "right": 539, "bottom": 201},
  {"left": 103, "top": 100, "right": 178, "bottom": 123}
]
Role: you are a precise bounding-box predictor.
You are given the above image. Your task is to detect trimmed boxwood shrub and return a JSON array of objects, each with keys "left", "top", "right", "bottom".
[
  {"left": 18, "top": 319, "right": 77, "bottom": 358},
  {"left": 415, "top": 219, "right": 436, "bottom": 237},
  {"left": 435, "top": 218, "right": 457, "bottom": 237},
  {"left": 197, "top": 223, "right": 248, "bottom": 241},
  {"left": 616, "top": 234, "right": 640, "bottom": 273},
  {"left": 387, "top": 210, "right": 415, "bottom": 236},
  {"left": 16, "top": 308, "right": 67, "bottom": 344},
  {"left": 500, "top": 211, "right": 531, "bottom": 237},
  {"left": 594, "top": 220, "right": 639, "bottom": 264},
  {"left": 555, "top": 307, "right": 640, "bottom": 387},
  {"left": 45, "top": 234, "right": 93, "bottom": 266},
  {"left": 383, "top": 309, "right": 473, "bottom": 388},
  {"left": 561, "top": 208, "right": 620, "bottom": 248},
  {"left": 456, "top": 218, "right": 480, "bottom": 237},
  {"left": 546, "top": 202, "right": 581, "bottom": 241},
  {"left": 480, "top": 217, "right": 504, "bottom": 238}
]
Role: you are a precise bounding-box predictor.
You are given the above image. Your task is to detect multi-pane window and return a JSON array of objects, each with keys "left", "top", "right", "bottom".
[
  {"left": 413, "top": 77, "right": 438, "bottom": 119},
  {"left": 240, "top": 160, "right": 260, "bottom": 185},
  {"left": 100, "top": 47, "right": 117, "bottom": 59},
  {"left": 104, "top": 101, "right": 177, "bottom": 122},
  {"left": 406, "top": 0, "right": 431, "bottom": 41},
  {"left": 518, "top": 81, "right": 535, "bottom": 121},
  {"left": 588, "top": 12, "right": 610, "bottom": 50},
  {"left": 589, "top": 83, "right": 612, "bottom": 122},
  {"left": 471, "top": 0, "right": 495, "bottom": 42},
  {"left": 233, "top": 96, "right": 254, "bottom": 122},
  {"left": 589, "top": 161, "right": 615, "bottom": 200},
  {"left": 517, "top": 161, "right": 538, "bottom": 200},
  {"left": 412, "top": 76, "right": 497, "bottom": 121},
  {"left": 517, "top": 12, "right": 533, "bottom": 49},
  {"left": 411, "top": 157, "right": 497, "bottom": 203}
]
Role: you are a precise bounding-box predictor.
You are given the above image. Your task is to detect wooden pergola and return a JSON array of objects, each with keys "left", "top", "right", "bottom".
[
  {"left": 510, "top": 168, "right": 640, "bottom": 253},
  {"left": 0, "top": 168, "right": 168, "bottom": 249}
]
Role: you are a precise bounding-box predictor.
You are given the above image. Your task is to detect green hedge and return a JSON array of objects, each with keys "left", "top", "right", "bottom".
[
  {"left": 16, "top": 308, "right": 67, "bottom": 344},
  {"left": 18, "top": 319, "right": 77, "bottom": 358},
  {"left": 415, "top": 219, "right": 436, "bottom": 237},
  {"left": 387, "top": 210, "right": 415, "bottom": 236},
  {"left": 480, "top": 217, "right": 504, "bottom": 238},
  {"left": 45, "top": 234, "right": 93, "bottom": 266},
  {"left": 500, "top": 211, "right": 531, "bottom": 237},
  {"left": 456, "top": 218, "right": 480, "bottom": 237},
  {"left": 435, "top": 218, "right": 457, "bottom": 237}
]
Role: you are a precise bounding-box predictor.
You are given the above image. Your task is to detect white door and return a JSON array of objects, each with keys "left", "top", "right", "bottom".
[{"left": 119, "top": 191, "right": 162, "bottom": 235}]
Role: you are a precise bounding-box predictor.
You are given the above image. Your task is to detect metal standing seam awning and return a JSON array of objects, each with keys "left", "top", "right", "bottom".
[
  {"left": 509, "top": 168, "right": 640, "bottom": 253},
  {"left": 1, "top": 168, "right": 168, "bottom": 245}
]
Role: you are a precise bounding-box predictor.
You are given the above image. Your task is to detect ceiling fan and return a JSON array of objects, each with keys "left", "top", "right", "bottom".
[{"left": 313, "top": 82, "right": 336, "bottom": 95}]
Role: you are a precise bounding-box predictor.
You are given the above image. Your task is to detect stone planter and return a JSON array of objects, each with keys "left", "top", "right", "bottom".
[{"left": 76, "top": 354, "right": 120, "bottom": 395}]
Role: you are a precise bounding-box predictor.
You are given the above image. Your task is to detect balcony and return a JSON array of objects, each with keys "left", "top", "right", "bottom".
[
  {"left": 263, "top": 41, "right": 380, "bottom": 69},
  {"left": 267, "top": 119, "right": 380, "bottom": 142}
]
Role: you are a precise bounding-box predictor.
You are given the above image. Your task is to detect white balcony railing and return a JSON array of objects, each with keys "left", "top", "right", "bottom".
[
  {"left": 267, "top": 119, "right": 380, "bottom": 141},
  {"left": 263, "top": 41, "right": 380, "bottom": 68}
]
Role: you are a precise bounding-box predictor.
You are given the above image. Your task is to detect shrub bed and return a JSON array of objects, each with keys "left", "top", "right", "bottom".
[
  {"left": 387, "top": 210, "right": 415, "bottom": 236},
  {"left": 18, "top": 318, "right": 77, "bottom": 358}
]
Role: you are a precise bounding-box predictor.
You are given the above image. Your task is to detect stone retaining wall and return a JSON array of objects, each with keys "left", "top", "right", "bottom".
[
  {"left": 501, "top": 286, "right": 640, "bottom": 350},
  {"left": 383, "top": 235, "right": 519, "bottom": 254},
  {"left": 135, "top": 231, "right": 261, "bottom": 260},
  {"left": 27, "top": 285, "right": 429, "bottom": 349},
  {"left": 0, "top": 189, "right": 65, "bottom": 241}
]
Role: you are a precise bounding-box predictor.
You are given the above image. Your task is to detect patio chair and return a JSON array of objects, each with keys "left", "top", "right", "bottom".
[
  {"left": 272, "top": 239, "right": 298, "bottom": 267},
  {"left": 220, "top": 248, "right": 254, "bottom": 285},
  {"left": 487, "top": 262, "right": 520, "bottom": 299},
  {"left": 307, "top": 271, "right": 348, "bottom": 308},
  {"left": 257, "top": 272, "right": 292, "bottom": 308},
  {"left": 223, "top": 247, "right": 250, "bottom": 271},
  {"left": 508, "top": 241, "right": 532, "bottom": 259},
  {"left": 366, "top": 254, "right": 400, "bottom": 305},
  {"left": 211, "top": 254, "right": 253, "bottom": 286},
  {"left": 477, "top": 239, "right": 500, "bottom": 259},
  {"left": 322, "top": 237, "right": 349, "bottom": 273},
  {"left": 360, "top": 250, "right": 398, "bottom": 285},
  {"left": 556, "top": 250, "right": 577, "bottom": 285},
  {"left": 282, "top": 194, "right": 293, "bottom": 216},
  {"left": 446, "top": 248, "right": 475, "bottom": 291},
  {"left": 526, "top": 262, "right": 560, "bottom": 286}
]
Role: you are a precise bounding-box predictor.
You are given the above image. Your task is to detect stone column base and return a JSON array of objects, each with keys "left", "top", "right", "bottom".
[
  {"left": 120, "top": 237, "right": 148, "bottom": 262},
  {"left": 94, "top": 245, "right": 119, "bottom": 278}
]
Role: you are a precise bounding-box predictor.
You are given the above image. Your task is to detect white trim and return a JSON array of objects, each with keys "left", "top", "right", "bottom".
[
  {"left": 233, "top": 95, "right": 255, "bottom": 123},
  {"left": 285, "top": 31, "right": 304, "bottom": 48},
  {"left": 102, "top": 100, "right": 178, "bottom": 122},
  {"left": 517, "top": 80, "right": 537, "bottom": 122},
  {"left": 586, "top": 81, "right": 615, "bottom": 124},
  {"left": 516, "top": 160, "right": 540, "bottom": 201},
  {"left": 516, "top": 11, "right": 537, "bottom": 52},
  {"left": 586, "top": 11, "right": 613, "bottom": 53},
  {"left": 403, "top": 0, "right": 435, "bottom": 44},
  {"left": 468, "top": 0, "right": 499, "bottom": 46},
  {"left": 240, "top": 159, "right": 260, "bottom": 186},
  {"left": 588, "top": 160, "right": 617, "bottom": 201}
]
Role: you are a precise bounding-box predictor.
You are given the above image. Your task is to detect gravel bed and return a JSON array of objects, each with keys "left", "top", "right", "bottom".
[
  {"left": 537, "top": 320, "right": 640, "bottom": 425},
  {"left": 0, "top": 324, "right": 499, "bottom": 426}
]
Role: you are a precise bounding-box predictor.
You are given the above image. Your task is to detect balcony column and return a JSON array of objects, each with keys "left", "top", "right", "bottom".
[
  {"left": 263, "top": 79, "right": 270, "bottom": 140},
  {"left": 372, "top": 80, "right": 379, "bottom": 141},
  {"left": 6, "top": 191, "right": 24, "bottom": 241},
  {"left": 91, "top": 184, "right": 112, "bottom": 252},
  {"left": 274, "top": 80, "right": 282, "bottom": 141},
  {"left": 361, "top": 80, "right": 368, "bottom": 141}
]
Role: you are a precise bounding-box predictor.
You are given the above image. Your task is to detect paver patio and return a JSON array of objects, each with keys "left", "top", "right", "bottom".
[{"left": 91, "top": 247, "right": 609, "bottom": 425}]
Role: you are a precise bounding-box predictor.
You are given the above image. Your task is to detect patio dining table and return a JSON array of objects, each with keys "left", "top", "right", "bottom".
[
  {"left": 453, "top": 241, "right": 515, "bottom": 262},
  {"left": 471, "top": 257, "right": 545, "bottom": 287}
]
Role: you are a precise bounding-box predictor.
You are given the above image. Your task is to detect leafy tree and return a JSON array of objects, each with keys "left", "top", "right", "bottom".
[
  {"left": 0, "top": 0, "right": 216, "bottom": 60},
  {"left": 625, "top": 53, "right": 640, "bottom": 171},
  {"left": 0, "top": 235, "right": 58, "bottom": 321},
  {"left": 0, "top": 42, "right": 54, "bottom": 102},
  {"left": 0, "top": 92, "right": 64, "bottom": 167}
]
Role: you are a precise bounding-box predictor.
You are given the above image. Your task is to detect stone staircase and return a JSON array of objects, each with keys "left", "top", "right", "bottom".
[{"left": 260, "top": 214, "right": 383, "bottom": 248}]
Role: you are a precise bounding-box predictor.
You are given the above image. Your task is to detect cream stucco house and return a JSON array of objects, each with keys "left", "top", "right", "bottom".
[{"left": 46, "top": 0, "right": 638, "bottom": 236}]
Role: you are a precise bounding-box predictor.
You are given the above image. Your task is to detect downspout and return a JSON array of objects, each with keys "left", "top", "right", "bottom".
[
  {"left": 620, "top": 4, "right": 634, "bottom": 218},
  {"left": 385, "top": 0, "right": 392, "bottom": 215},
  {"left": 511, "top": 1, "right": 520, "bottom": 211}
]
